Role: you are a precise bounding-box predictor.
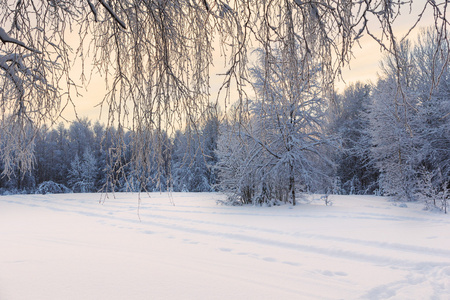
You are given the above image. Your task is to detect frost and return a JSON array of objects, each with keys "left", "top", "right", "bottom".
[
  {"left": 0, "top": 27, "right": 40, "bottom": 53},
  {"left": 98, "top": 0, "right": 126, "bottom": 29},
  {"left": 86, "top": 0, "right": 98, "bottom": 22}
]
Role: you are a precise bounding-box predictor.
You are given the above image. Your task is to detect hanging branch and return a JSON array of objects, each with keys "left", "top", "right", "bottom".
[{"left": 0, "top": 27, "right": 41, "bottom": 53}]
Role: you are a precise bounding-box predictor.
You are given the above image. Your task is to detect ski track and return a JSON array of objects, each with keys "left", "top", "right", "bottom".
[
  {"left": 6, "top": 195, "right": 450, "bottom": 261},
  {"left": 2, "top": 193, "right": 450, "bottom": 299}
]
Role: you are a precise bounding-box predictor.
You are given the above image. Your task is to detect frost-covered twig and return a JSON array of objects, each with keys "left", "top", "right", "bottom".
[
  {"left": 0, "top": 27, "right": 41, "bottom": 53},
  {"left": 86, "top": 0, "right": 98, "bottom": 22},
  {"left": 98, "top": 0, "right": 126, "bottom": 29}
]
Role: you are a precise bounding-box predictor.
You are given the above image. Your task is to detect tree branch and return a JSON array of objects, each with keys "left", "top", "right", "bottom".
[
  {"left": 0, "top": 27, "right": 41, "bottom": 53},
  {"left": 98, "top": 0, "right": 127, "bottom": 29}
]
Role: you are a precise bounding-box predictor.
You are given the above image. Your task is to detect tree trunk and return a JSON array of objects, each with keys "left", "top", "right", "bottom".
[{"left": 289, "top": 162, "right": 295, "bottom": 206}]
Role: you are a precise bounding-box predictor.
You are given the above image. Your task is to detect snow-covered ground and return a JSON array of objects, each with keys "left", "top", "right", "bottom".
[{"left": 1, "top": 193, "right": 449, "bottom": 299}]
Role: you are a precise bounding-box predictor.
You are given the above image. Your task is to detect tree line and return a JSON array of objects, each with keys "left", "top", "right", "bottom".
[
  {"left": 0, "top": 109, "right": 220, "bottom": 195},
  {"left": 1, "top": 28, "right": 449, "bottom": 212}
]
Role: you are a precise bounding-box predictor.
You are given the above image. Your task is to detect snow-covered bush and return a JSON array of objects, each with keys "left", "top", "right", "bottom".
[
  {"left": 36, "top": 181, "right": 71, "bottom": 194},
  {"left": 0, "top": 188, "right": 18, "bottom": 196},
  {"left": 416, "top": 169, "right": 449, "bottom": 214}
]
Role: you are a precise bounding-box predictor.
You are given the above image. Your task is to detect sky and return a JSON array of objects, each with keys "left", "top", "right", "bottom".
[
  {"left": 338, "top": 0, "right": 442, "bottom": 91},
  {"left": 61, "top": 2, "right": 442, "bottom": 123}
]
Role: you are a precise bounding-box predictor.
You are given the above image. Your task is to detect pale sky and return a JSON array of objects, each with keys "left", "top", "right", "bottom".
[
  {"left": 338, "top": 0, "right": 441, "bottom": 91},
  {"left": 61, "top": 1, "right": 441, "bottom": 123}
]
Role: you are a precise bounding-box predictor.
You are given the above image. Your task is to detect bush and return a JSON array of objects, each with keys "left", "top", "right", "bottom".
[
  {"left": 0, "top": 188, "right": 17, "bottom": 195},
  {"left": 416, "top": 169, "right": 449, "bottom": 214},
  {"left": 36, "top": 181, "right": 72, "bottom": 195}
]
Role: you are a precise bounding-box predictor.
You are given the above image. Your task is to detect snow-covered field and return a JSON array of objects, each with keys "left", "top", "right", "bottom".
[{"left": 1, "top": 193, "right": 449, "bottom": 299}]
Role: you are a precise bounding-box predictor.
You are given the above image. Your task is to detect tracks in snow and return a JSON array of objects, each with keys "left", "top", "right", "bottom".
[{"left": 8, "top": 194, "right": 450, "bottom": 272}]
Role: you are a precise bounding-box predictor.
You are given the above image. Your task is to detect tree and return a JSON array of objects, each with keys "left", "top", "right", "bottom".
[
  {"left": 112, "top": 129, "right": 172, "bottom": 193},
  {"left": 33, "top": 123, "right": 71, "bottom": 186},
  {"left": 68, "top": 149, "right": 98, "bottom": 193},
  {"left": 68, "top": 154, "right": 83, "bottom": 192},
  {"left": 171, "top": 105, "right": 220, "bottom": 192},
  {"left": 368, "top": 28, "right": 450, "bottom": 201},
  {"left": 410, "top": 27, "right": 450, "bottom": 209},
  {"left": 329, "top": 82, "right": 379, "bottom": 194},
  {"left": 201, "top": 106, "right": 221, "bottom": 189},
  {"left": 216, "top": 112, "right": 258, "bottom": 205},
  {"left": 171, "top": 129, "right": 209, "bottom": 192},
  {"left": 217, "top": 46, "right": 334, "bottom": 205},
  {"left": 368, "top": 48, "right": 420, "bottom": 201},
  {"left": 412, "top": 27, "right": 450, "bottom": 187},
  {"left": 415, "top": 167, "right": 449, "bottom": 213},
  {"left": 34, "top": 125, "right": 52, "bottom": 184},
  {"left": 81, "top": 149, "right": 98, "bottom": 192},
  {"left": 68, "top": 118, "right": 94, "bottom": 159}
]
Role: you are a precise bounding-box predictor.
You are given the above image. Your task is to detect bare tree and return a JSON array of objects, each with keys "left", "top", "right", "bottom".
[{"left": 0, "top": 0, "right": 448, "bottom": 184}]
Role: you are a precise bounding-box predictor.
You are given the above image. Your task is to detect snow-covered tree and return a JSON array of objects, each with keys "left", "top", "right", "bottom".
[
  {"left": 329, "top": 83, "right": 379, "bottom": 194},
  {"left": 68, "top": 119, "right": 95, "bottom": 160},
  {"left": 368, "top": 27, "right": 450, "bottom": 202},
  {"left": 415, "top": 168, "right": 449, "bottom": 214},
  {"left": 81, "top": 149, "right": 98, "bottom": 192},
  {"left": 68, "top": 149, "right": 98, "bottom": 193},
  {"left": 217, "top": 45, "right": 334, "bottom": 205},
  {"left": 368, "top": 44, "right": 420, "bottom": 201},
  {"left": 171, "top": 130, "right": 209, "bottom": 192},
  {"left": 412, "top": 28, "right": 450, "bottom": 186},
  {"left": 201, "top": 106, "right": 221, "bottom": 189},
  {"left": 216, "top": 113, "right": 258, "bottom": 205},
  {"left": 68, "top": 154, "right": 83, "bottom": 192},
  {"left": 171, "top": 107, "right": 220, "bottom": 193},
  {"left": 34, "top": 125, "right": 52, "bottom": 184},
  {"left": 112, "top": 129, "right": 172, "bottom": 193}
]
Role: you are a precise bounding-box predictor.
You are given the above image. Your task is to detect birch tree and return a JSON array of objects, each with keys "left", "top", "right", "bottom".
[{"left": 217, "top": 46, "right": 333, "bottom": 205}]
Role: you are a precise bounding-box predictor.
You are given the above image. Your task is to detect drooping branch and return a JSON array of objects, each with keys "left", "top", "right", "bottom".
[
  {"left": 0, "top": 27, "right": 40, "bottom": 53},
  {"left": 98, "top": 0, "right": 127, "bottom": 29},
  {"left": 86, "top": 0, "right": 98, "bottom": 22}
]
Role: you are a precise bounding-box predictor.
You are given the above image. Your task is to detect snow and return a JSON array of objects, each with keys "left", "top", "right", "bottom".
[{"left": 1, "top": 193, "right": 449, "bottom": 299}]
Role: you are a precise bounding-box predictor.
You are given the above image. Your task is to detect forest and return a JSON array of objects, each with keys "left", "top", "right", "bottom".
[{"left": 1, "top": 27, "right": 448, "bottom": 213}]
